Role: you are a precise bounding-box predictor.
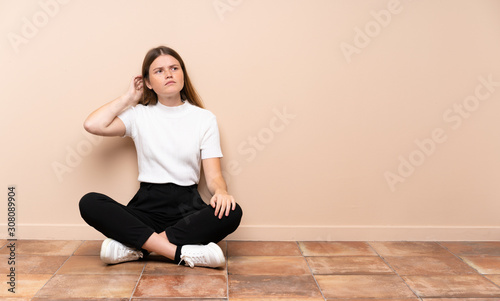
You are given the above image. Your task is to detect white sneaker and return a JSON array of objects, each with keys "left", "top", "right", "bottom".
[
  {"left": 180, "top": 242, "right": 225, "bottom": 268},
  {"left": 100, "top": 238, "right": 143, "bottom": 264}
]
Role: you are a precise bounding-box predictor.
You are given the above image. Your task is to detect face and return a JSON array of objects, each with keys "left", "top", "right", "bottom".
[{"left": 146, "top": 55, "right": 184, "bottom": 100}]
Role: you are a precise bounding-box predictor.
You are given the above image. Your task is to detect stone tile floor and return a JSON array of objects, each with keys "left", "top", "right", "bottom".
[{"left": 0, "top": 240, "right": 500, "bottom": 300}]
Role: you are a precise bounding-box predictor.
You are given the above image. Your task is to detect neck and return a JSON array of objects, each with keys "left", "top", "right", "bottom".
[{"left": 158, "top": 94, "right": 183, "bottom": 107}]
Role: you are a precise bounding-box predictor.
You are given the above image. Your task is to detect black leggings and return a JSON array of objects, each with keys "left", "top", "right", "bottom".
[{"left": 79, "top": 182, "right": 242, "bottom": 251}]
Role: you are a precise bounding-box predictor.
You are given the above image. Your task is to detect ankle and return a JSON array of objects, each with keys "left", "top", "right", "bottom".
[{"left": 174, "top": 245, "right": 182, "bottom": 263}]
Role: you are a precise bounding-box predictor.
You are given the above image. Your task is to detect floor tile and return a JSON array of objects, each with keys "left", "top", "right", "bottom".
[
  {"left": 307, "top": 256, "right": 393, "bottom": 275},
  {"left": 324, "top": 299, "right": 419, "bottom": 301},
  {"left": 0, "top": 274, "right": 52, "bottom": 298},
  {"left": 230, "top": 297, "right": 324, "bottom": 301},
  {"left": 402, "top": 275, "right": 500, "bottom": 298},
  {"left": 461, "top": 256, "right": 500, "bottom": 274},
  {"left": 422, "top": 299, "right": 500, "bottom": 301},
  {"left": 35, "top": 274, "right": 138, "bottom": 298},
  {"left": 370, "top": 242, "right": 451, "bottom": 257},
  {"left": 73, "top": 240, "right": 102, "bottom": 256},
  {"left": 131, "top": 299, "right": 226, "bottom": 301},
  {"left": 227, "top": 241, "right": 301, "bottom": 256},
  {"left": 0, "top": 240, "right": 83, "bottom": 256},
  {"left": 384, "top": 256, "right": 478, "bottom": 275},
  {"left": 299, "top": 241, "right": 377, "bottom": 256},
  {"left": 229, "top": 275, "right": 322, "bottom": 298},
  {"left": 218, "top": 240, "right": 228, "bottom": 256},
  {"left": 440, "top": 242, "right": 500, "bottom": 256},
  {"left": 144, "top": 260, "right": 226, "bottom": 275},
  {"left": 484, "top": 274, "right": 500, "bottom": 286},
  {"left": 229, "top": 256, "right": 310, "bottom": 275},
  {"left": 57, "top": 255, "right": 145, "bottom": 275},
  {"left": 134, "top": 275, "right": 226, "bottom": 298},
  {"left": 316, "top": 275, "right": 416, "bottom": 299},
  {"left": 3, "top": 239, "right": 500, "bottom": 300},
  {"left": 0, "top": 255, "right": 67, "bottom": 274},
  {"left": 32, "top": 297, "right": 128, "bottom": 301}
]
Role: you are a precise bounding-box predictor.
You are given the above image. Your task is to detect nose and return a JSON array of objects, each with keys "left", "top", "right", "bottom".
[{"left": 165, "top": 70, "right": 173, "bottom": 78}]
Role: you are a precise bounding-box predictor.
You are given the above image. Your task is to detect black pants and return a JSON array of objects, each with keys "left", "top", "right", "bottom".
[{"left": 79, "top": 182, "right": 242, "bottom": 251}]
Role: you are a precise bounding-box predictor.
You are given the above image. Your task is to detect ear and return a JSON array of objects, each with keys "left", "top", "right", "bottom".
[{"left": 144, "top": 78, "right": 152, "bottom": 89}]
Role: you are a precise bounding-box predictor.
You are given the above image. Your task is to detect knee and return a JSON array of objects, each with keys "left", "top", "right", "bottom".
[
  {"left": 79, "top": 192, "right": 101, "bottom": 218},
  {"left": 229, "top": 203, "right": 243, "bottom": 228},
  {"left": 233, "top": 203, "right": 243, "bottom": 220}
]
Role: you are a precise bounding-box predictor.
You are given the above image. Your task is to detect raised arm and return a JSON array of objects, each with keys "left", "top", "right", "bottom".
[{"left": 83, "top": 75, "right": 143, "bottom": 137}]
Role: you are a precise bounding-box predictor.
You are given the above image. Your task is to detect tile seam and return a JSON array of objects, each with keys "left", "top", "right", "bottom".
[
  {"left": 297, "top": 241, "right": 327, "bottom": 301},
  {"left": 438, "top": 241, "right": 500, "bottom": 291},
  {"left": 30, "top": 239, "right": 86, "bottom": 299},
  {"left": 367, "top": 241, "right": 421, "bottom": 300},
  {"left": 129, "top": 258, "right": 147, "bottom": 301}
]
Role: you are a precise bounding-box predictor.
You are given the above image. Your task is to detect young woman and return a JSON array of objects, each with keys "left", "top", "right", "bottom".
[{"left": 79, "top": 46, "right": 242, "bottom": 268}]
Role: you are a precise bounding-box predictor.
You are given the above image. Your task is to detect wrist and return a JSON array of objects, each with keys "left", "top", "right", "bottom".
[
  {"left": 121, "top": 93, "right": 138, "bottom": 106},
  {"left": 214, "top": 188, "right": 228, "bottom": 195}
]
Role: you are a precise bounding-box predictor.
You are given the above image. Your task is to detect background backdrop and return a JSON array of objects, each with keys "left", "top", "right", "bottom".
[{"left": 1, "top": 0, "right": 500, "bottom": 241}]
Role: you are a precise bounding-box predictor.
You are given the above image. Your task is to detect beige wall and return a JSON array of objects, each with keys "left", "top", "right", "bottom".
[{"left": 2, "top": 0, "right": 500, "bottom": 241}]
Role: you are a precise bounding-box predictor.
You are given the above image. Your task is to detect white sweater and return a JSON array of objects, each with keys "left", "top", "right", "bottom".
[{"left": 118, "top": 101, "right": 223, "bottom": 185}]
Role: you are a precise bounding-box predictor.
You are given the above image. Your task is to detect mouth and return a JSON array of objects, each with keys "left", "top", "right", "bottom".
[{"left": 165, "top": 81, "right": 175, "bottom": 86}]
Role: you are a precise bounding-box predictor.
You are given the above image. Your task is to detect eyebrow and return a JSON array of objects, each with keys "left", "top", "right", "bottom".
[{"left": 152, "top": 64, "right": 180, "bottom": 71}]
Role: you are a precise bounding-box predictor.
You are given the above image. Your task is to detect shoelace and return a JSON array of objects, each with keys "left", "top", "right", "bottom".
[
  {"left": 118, "top": 245, "right": 143, "bottom": 260},
  {"left": 179, "top": 253, "right": 207, "bottom": 268}
]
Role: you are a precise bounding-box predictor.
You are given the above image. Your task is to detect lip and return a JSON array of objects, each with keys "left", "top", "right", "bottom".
[{"left": 165, "top": 81, "right": 176, "bottom": 85}]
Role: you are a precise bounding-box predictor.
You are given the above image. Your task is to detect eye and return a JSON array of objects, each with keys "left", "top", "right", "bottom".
[{"left": 171, "top": 66, "right": 179, "bottom": 71}]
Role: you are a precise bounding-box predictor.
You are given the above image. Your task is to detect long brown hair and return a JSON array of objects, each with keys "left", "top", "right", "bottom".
[{"left": 140, "top": 46, "right": 204, "bottom": 108}]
